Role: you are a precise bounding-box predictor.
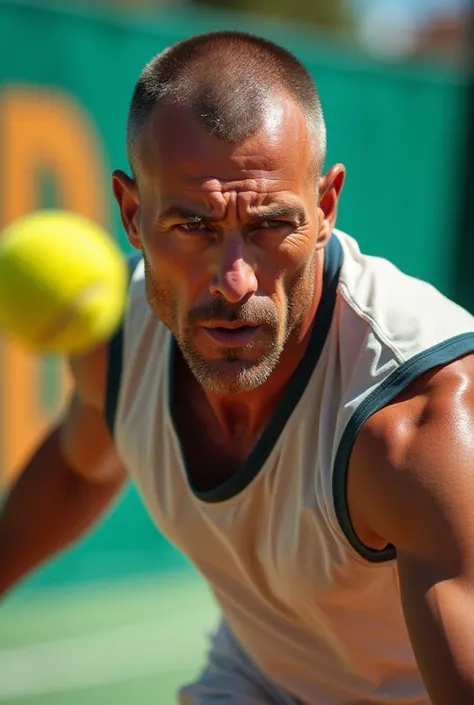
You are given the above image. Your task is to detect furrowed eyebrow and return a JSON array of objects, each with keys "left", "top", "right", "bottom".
[
  {"left": 251, "top": 205, "right": 306, "bottom": 223},
  {"left": 158, "top": 206, "right": 212, "bottom": 223},
  {"left": 157, "top": 204, "right": 306, "bottom": 225}
]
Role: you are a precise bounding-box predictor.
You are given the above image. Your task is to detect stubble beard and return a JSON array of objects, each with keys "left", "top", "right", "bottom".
[{"left": 143, "top": 256, "right": 316, "bottom": 395}]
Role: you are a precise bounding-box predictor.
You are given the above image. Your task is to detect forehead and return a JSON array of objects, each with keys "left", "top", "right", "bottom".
[{"left": 137, "top": 98, "right": 315, "bottom": 201}]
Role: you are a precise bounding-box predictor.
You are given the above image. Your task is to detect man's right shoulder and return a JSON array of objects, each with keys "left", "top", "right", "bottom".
[{"left": 68, "top": 251, "right": 144, "bottom": 413}]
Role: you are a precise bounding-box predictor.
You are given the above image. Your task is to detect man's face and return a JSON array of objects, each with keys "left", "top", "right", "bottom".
[{"left": 115, "top": 97, "right": 341, "bottom": 394}]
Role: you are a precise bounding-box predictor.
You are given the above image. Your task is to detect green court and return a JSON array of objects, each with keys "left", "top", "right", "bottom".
[{"left": 0, "top": 573, "right": 219, "bottom": 704}]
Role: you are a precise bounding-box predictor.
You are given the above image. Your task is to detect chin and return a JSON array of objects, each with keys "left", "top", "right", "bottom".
[{"left": 190, "top": 358, "right": 275, "bottom": 395}]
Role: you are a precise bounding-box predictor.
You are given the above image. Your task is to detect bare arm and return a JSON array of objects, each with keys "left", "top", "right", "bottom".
[
  {"left": 350, "top": 357, "right": 474, "bottom": 705},
  {"left": 0, "top": 345, "right": 127, "bottom": 599}
]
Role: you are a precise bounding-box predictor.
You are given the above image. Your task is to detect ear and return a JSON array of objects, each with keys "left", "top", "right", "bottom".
[
  {"left": 112, "top": 169, "right": 142, "bottom": 251},
  {"left": 317, "top": 164, "right": 346, "bottom": 246}
]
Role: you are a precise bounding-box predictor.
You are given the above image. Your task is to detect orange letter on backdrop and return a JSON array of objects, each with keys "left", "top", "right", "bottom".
[{"left": 0, "top": 85, "right": 110, "bottom": 485}]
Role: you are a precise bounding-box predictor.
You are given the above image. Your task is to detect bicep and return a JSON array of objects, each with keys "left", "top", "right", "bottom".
[
  {"left": 373, "top": 451, "right": 474, "bottom": 705},
  {"left": 397, "top": 552, "right": 474, "bottom": 705},
  {"left": 351, "top": 365, "right": 474, "bottom": 704}
]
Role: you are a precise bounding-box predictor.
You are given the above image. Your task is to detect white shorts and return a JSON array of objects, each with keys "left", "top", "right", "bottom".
[{"left": 179, "top": 620, "right": 301, "bottom": 705}]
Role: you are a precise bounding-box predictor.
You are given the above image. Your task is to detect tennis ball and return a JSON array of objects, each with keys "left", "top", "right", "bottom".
[{"left": 0, "top": 210, "right": 128, "bottom": 355}]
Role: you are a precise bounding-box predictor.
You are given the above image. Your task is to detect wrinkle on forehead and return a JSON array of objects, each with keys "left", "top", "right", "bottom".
[
  {"left": 157, "top": 187, "right": 306, "bottom": 226},
  {"left": 185, "top": 175, "right": 299, "bottom": 194},
  {"left": 138, "top": 95, "right": 314, "bottom": 186}
]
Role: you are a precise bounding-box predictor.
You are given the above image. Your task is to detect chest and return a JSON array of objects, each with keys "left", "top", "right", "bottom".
[
  {"left": 125, "top": 400, "right": 348, "bottom": 611},
  {"left": 116, "top": 330, "right": 355, "bottom": 609},
  {"left": 171, "top": 394, "right": 251, "bottom": 492}
]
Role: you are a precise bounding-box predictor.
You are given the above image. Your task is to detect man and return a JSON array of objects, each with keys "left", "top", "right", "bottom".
[{"left": 2, "top": 30, "right": 474, "bottom": 705}]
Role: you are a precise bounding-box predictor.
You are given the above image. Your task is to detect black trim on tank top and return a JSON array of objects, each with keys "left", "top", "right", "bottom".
[
  {"left": 333, "top": 332, "right": 474, "bottom": 563},
  {"left": 105, "top": 253, "right": 142, "bottom": 437},
  {"left": 176, "top": 233, "right": 345, "bottom": 504}
]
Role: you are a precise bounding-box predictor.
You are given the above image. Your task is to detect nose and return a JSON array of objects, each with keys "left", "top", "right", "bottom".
[{"left": 209, "top": 241, "right": 258, "bottom": 303}]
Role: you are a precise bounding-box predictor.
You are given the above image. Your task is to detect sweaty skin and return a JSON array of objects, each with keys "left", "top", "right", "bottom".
[
  {"left": 113, "top": 96, "right": 474, "bottom": 704},
  {"left": 2, "top": 84, "right": 474, "bottom": 705}
]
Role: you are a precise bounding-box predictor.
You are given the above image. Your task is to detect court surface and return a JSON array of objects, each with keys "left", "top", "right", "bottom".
[{"left": 0, "top": 572, "right": 219, "bottom": 704}]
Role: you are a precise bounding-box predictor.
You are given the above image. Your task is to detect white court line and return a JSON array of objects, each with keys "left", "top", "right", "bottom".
[{"left": 0, "top": 603, "right": 219, "bottom": 700}]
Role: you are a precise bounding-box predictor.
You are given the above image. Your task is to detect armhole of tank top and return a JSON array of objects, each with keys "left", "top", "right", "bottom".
[
  {"left": 332, "top": 332, "right": 474, "bottom": 564},
  {"left": 105, "top": 253, "right": 142, "bottom": 438}
]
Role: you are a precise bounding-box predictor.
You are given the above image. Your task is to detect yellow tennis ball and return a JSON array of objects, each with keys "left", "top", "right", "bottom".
[{"left": 0, "top": 210, "right": 128, "bottom": 355}]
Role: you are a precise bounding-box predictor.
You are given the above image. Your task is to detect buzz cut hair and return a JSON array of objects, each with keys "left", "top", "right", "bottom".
[{"left": 126, "top": 30, "right": 327, "bottom": 176}]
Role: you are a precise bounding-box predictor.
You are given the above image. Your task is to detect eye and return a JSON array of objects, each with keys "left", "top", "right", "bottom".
[
  {"left": 258, "top": 219, "right": 293, "bottom": 231},
  {"left": 176, "top": 222, "right": 211, "bottom": 234}
]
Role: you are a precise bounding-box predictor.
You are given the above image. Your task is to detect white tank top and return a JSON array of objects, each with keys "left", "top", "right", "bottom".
[{"left": 106, "top": 230, "right": 474, "bottom": 705}]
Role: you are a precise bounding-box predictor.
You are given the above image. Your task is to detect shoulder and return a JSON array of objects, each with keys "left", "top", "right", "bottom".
[
  {"left": 127, "top": 253, "right": 145, "bottom": 299},
  {"left": 358, "top": 353, "right": 474, "bottom": 463},
  {"left": 335, "top": 230, "right": 474, "bottom": 364},
  {"left": 67, "top": 252, "right": 144, "bottom": 413},
  {"left": 331, "top": 236, "right": 474, "bottom": 556},
  {"left": 348, "top": 354, "right": 474, "bottom": 556}
]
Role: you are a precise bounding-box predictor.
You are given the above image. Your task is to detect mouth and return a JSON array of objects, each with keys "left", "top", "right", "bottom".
[{"left": 201, "top": 322, "right": 262, "bottom": 347}]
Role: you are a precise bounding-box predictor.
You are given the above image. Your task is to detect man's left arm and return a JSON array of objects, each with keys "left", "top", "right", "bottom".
[{"left": 351, "top": 364, "right": 474, "bottom": 705}]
